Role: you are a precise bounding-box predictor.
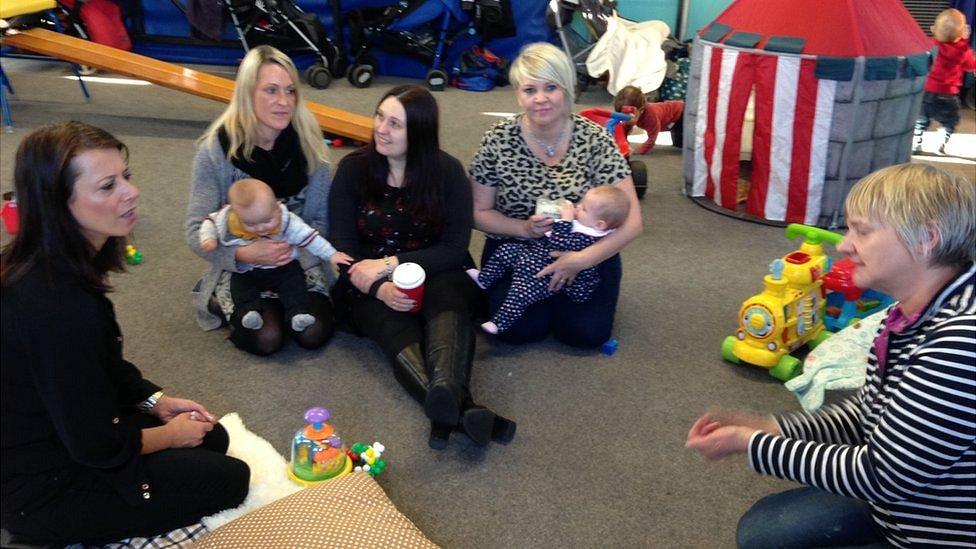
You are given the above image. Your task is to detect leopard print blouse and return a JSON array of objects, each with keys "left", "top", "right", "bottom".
[{"left": 469, "top": 113, "right": 631, "bottom": 228}]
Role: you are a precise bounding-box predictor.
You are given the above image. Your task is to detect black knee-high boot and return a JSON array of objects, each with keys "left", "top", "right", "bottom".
[
  {"left": 392, "top": 344, "right": 458, "bottom": 449},
  {"left": 392, "top": 326, "right": 517, "bottom": 448},
  {"left": 423, "top": 312, "right": 469, "bottom": 426},
  {"left": 423, "top": 312, "right": 516, "bottom": 446},
  {"left": 392, "top": 344, "right": 429, "bottom": 405}
]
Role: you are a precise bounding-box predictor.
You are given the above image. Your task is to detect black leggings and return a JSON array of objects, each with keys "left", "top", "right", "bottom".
[
  {"left": 228, "top": 291, "right": 335, "bottom": 355},
  {"left": 1, "top": 414, "right": 249, "bottom": 545},
  {"left": 333, "top": 269, "right": 482, "bottom": 358}
]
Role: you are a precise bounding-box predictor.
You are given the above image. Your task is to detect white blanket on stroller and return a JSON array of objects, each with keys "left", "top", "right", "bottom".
[{"left": 586, "top": 16, "right": 670, "bottom": 95}]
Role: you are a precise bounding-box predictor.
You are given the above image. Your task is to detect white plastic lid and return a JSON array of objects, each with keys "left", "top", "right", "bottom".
[{"left": 392, "top": 262, "right": 425, "bottom": 289}]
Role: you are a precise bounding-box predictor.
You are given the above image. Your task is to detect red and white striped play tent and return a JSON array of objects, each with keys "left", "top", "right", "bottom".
[{"left": 682, "top": 0, "right": 932, "bottom": 227}]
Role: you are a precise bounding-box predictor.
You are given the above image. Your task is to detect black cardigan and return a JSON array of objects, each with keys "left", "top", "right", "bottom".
[
  {"left": 1, "top": 262, "right": 160, "bottom": 511},
  {"left": 328, "top": 149, "right": 473, "bottom": 294}
]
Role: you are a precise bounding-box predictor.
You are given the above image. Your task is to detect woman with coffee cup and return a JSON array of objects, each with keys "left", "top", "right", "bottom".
[{"left": 329, "top": 84, "right": 516, "bottom": 449}]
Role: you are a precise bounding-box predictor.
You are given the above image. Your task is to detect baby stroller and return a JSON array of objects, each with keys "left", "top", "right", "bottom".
[
  {"left": 547, "top": 0, "right": 617, "bottom": 96},
  {"left": 344, "top": 0, "right": 469, "bottom": 90},
  {"left": 213, "top": 0, "right": 343, "bottom": 88},
  {"left": 225, "top": 0, "right": 343, "bottom": 88}
]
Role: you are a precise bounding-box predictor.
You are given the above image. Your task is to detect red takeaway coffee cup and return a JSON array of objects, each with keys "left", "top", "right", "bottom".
[{"left": 392, "top": 262, "right": 425, "bottom": 313}]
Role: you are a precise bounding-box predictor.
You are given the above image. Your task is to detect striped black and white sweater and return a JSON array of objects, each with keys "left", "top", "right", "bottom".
[{"left": 748, "top": 263, "right": 976, "bottom": 547}]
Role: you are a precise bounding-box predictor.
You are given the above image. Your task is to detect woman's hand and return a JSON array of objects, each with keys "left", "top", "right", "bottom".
[
  {"left": 164, "top": 412, "right": 214, "bottom": 449},
  {"left": 153, "top": 395, "right": 217, "bottom": 425},
  {"left": 537, "top": 250, "right": 587, "bottom": 292},
  {"left": 348, "top": 258, "right": 395, "bottom": 294},
  {"left": 377, "top": 281, "right": 415, "bottom": 312},
  {"left": 685, "top": 409, "right": 781, "bottom": 460},
  {"left": 523, "top": 214, "right": 554, "bottom": 239},
  {"left": 235, "top": 239, "right": 292, "bottom": 266}
]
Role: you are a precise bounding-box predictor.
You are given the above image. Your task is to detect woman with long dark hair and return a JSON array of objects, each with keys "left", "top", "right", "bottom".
[
  {"left": 1, "top": 122, "right": 248, "bottom": 544},
  {"left": 329, "top": 84, "right": 515, "bottom": 449}
]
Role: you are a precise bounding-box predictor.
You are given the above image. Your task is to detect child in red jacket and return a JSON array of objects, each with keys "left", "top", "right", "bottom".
[
  {"left": 613, "top": 85, "right": 684, "bottom": 154},
  {"left": 913, "top": 8, "right": 976, "bottom": 156}
]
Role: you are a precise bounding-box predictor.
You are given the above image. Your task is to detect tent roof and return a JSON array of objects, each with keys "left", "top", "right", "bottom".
[{"left": 706, "top": 0, "right": 931, "bottom": 57}]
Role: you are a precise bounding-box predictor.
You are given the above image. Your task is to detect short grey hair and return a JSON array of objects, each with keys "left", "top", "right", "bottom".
[
  {"left": 508, "top": 42, "right": 575, "bottom": 105},
  {"left": 845, "top": 163, "right": 975, "bottom": 268}
]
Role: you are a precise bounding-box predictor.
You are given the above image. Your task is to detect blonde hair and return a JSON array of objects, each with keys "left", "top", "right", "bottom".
[
  {"left": 587, "top": 185, "right": 630, "bottom": 229},
  {"left": 845, "top": 163, "right": 975, "bottom": 268},
  {"left": 228, "top": 178, "right": 274, "bottom": 209},
  {"left": 932, "top": 8, "right": 968, "bottom": 42},
  {"left": 508, "top": 42, "right": 575, "bottom": 108},
  {"left": 199, "top": 46, "right": 327, "bottom": 172}
]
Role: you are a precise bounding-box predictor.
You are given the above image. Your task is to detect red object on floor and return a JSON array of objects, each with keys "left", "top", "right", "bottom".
[
  {"left": 579, "top": 108, "right": 632, "bottom": 157},
  {"left": 61, "top": 0, "right": 132, "bottom": 51}
]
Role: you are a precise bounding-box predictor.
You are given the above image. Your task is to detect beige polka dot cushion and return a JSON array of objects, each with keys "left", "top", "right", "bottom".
[{"left": 195, "top": 472, "right": 438, "bottom": 548}]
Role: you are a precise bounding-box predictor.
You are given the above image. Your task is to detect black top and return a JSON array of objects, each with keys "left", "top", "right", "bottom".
[
  {"left": 1, "top": 262, "right": 159, "bottom": 511},
  {"left": 328, "top": 150, "right": 473, "bottom": 288}
]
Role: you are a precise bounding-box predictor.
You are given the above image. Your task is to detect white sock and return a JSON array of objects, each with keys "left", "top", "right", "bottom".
[
  {"left": 291, "top": 313, "right": 316, "bottom": 332},
  {"left": 242, "top": 310, "right": 264, "bottom": 330},
  {"left": 481, "top": 321, "right": 499, "bottom": 334},
  {"left": 466, "top": 268, "right": 486, "bottom": 289}
]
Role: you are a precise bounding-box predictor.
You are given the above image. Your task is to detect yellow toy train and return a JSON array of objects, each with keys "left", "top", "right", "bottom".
[{"left": 721, "top": 224, "right": 842, "bottom": 381}]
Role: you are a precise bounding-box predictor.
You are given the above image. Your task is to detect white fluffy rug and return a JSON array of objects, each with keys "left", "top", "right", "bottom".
[{"left": 200, "top": 413, "right": 303, "bottom": 531}]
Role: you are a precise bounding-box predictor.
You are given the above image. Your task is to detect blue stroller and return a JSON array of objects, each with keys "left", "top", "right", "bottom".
[{"left": 344, "top": 0, "right": 470, "bottom": 90}]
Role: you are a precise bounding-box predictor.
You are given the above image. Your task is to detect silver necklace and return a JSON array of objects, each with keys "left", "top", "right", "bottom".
[{"left": 525, "top": 119, "right": 568, "bottom": 158}]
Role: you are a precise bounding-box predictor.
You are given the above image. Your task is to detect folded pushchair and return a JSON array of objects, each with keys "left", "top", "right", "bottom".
[
  {"left": 548, "top": 0, "right": 617, "bottom": 96},
  {"left": 226, "top": 0, "right": 344, "bottom": 88},
  {"left": 344, "top": 0, "right": 469, "bottom": 90},
  {"left": 176, "top": 0, "right": 343, "bottom": 88}
]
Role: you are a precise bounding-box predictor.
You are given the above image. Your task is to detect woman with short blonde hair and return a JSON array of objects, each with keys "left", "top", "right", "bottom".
[
  {"left": 470, "top": 42, "right": 643, "bottom": 348},
  {"left": 687, "top": 163, "right": 975, "bottom": 547}
]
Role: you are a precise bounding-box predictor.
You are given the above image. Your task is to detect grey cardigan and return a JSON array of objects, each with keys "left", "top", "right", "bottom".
[{"left": 184, "top": 136, "right": 332, "bottom": 330}]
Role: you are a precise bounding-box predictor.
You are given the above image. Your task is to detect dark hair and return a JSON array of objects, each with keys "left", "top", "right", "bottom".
[
  {"left": 361, "top": 84, "right": 444, "bottom": 226},
  {"left": 0, "top": 121, "right": 129, "bottom": 291},
  {"left": 613, "top": 85, "right": 647, "bottom": 113}
]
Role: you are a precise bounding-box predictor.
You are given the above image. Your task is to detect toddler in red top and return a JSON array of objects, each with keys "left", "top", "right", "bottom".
[
  {"left": 913, "top": 8, "right": 976, "bottom": 155},
  {"left": 613, "top": 85, "right": 684, "bottom": 154}
]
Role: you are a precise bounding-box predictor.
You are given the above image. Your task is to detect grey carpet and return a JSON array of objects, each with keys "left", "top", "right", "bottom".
[{"left": 0, "top": 57, "right": 909, "bottom": 548}]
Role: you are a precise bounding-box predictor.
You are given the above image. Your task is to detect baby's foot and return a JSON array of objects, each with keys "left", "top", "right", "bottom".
[
  {"left": 481, "top": 321, "right": 499, "bottom": 334},
  {"left": 242, "top": 311, "right": 264, "bottom": 330},
  {"left": 291, "top": 313, "right": 316, "bottom": 332},
  {"left": 466, "top": 268, "right": 486, "bottom": 289}
]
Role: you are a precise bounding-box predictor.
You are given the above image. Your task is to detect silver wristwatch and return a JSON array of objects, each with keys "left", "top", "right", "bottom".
[{"left": 136, "top": 391, "right": 164, "bottom": 414}]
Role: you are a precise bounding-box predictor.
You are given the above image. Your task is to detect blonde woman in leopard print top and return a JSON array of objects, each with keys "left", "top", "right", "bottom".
[{"left": 470, "top": 42, "right": 643, "bottom": 348}]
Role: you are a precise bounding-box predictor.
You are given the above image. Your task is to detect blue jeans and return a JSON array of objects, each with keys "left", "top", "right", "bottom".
[
  {"left": 737, "top": 487, "right": 891, "bottom": 548},
  {"left": 480, "top": 237, "right": 621, "bottom": 348}
]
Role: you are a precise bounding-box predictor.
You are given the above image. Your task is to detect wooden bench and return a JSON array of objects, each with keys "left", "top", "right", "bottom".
[{"left": 1, "top": 28, "right": 372, "bottom": 142}]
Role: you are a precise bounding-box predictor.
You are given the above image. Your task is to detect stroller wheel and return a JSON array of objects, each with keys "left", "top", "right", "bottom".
[
  {"left": 630, "top": 160, "right": 648, "bottom": 199},
  {"left": 304, "top": 65, "right": 332, "bottom": 89},
  {"left": 426, "top": 69, "right": 447, "bottom": 92},
  {"left": 348, "top": 65, "right": 374, "bottom": 89}
]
